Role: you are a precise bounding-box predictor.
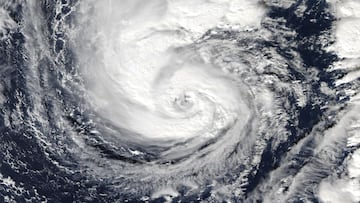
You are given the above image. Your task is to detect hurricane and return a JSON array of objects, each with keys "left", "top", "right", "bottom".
[{"left": 1, "top": 0, "right": 360, "bottom": 202}]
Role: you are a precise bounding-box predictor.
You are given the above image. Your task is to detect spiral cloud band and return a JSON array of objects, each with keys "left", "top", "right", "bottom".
[
  {"left": 0, "top": 0, "right": 360, "bottom": 202},
  {"left": 75, "top": 0, "right": 259, "bottom": 142}
]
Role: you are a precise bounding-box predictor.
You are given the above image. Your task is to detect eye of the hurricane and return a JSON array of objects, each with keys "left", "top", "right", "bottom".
[
  {"left": 174, "top": 92, "right": 194, "bottom": 112},
  {"left": 143, "top": 62, "right": 246, "bottom": 140}
]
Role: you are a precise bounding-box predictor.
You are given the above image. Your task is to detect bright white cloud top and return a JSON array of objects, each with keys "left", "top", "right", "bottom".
[{"left": 74, "top": 0, "right": 265, "bottom": 141}]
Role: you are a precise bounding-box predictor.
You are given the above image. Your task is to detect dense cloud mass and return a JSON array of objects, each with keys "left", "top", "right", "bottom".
[{"left": 0, "top": 0, "right": 359, "bottom": 202}]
